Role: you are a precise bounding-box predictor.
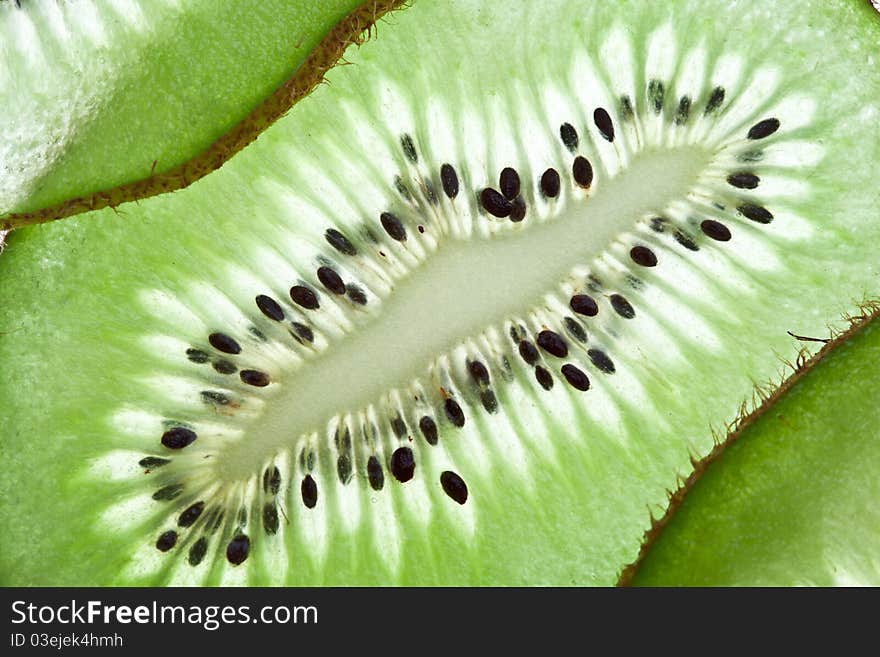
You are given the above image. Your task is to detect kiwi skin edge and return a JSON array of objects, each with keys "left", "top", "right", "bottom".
[
  {"left": 0, "top": 0, "right": 409, "bottom": 232},
  {"left": 617, "top": 300, "right": 880, "bottom": 586}
]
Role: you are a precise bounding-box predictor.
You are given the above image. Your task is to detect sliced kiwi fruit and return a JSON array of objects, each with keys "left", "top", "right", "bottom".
[
  {"left": 1, "top": 0, "right": 879, "bottom": 585},
  {"left": 633, "top": 314, "right": 880, "bottom": 585},
  {"left": 0, "top": 0, "right": 371, "bottom": 217}
]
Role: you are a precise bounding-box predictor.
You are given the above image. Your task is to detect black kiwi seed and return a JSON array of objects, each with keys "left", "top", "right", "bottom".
[
  {"left": 570, "top": 294, "right": 599, "bottom": 317},
  {"left": 186, "top": 348, "right": 210, "bottom": 363},
  {"left": 620, "top": 95, "right": 635, "bottom": 121},
  {"left": 480, "top": 390, "right": 498, "bottom": 413},
  {"left": 518, "top": 340, "right": 539, "bottom": 365},
  {"left": 240, "top": 369, "right": 270, "bottom": 387},
  {"left": 263, "top": 503, "right": 279, "bottom": 535},
  {"left": 290, "top": 285, "right": 319, "bottom": 310},
  {"left": 674, "top": 230, "right": 699, "bottom": 252},
  {"left": 178, "top": 501, "right": 205, "bottom": 527},
  {"left": 563, "top": 317, "right": 587, "bottom": 342},
  {"left": 367, "top": 455, "right": 384, "bottom": 491},
  {"left": 535, "top": 366, "right": 554, "bottom": 390},
  {"left": 610, "top": 294, "right": 635, "bottom": 319},
  {"left": 468, "top": 360, "right": 490, "bottom": 386},
  {"left": 200, "top": 390, "right": 229, "bottom": 406},
  {"left": 139, "top": 456, "right": 170, "bottom": 469},
  {"left": 226, "top": 534, "right": 250, "bottom": 565},
  {"left": 390, "top": 447, "right": 416, "bottom": 483},
  {"left": 705, "top": 86, "right": 725, "bottom": 114},
  {"left": 509, "top": 197, "right": 526, "bottom": 223},
  {"left": 674, "top": 96, "right": 691, "bottom": 125},
  {"left": 572, "top": 156, "right": 593, "bottom": 188},
  {"left": 727, "top": 172, "right": 760, "bottom": 189},
  {"left": 499, "top": 167, "right": 521, "bottom": 200},
  {"left": 561, "top": 364, "right": 590, "bottom": 391},
  {"left": 536, "top": 330, "right": 568, "bottom": 358},
  {"left": 380, "top": 211, "right": 407, "bottom": 241},
  {"left": 188, "top": 537, "right": 208, "bottom": 566},
  {"left": 400, "top": 133, "right": 417, "bottom": 163},
  {"left": 317, "top": 266, "right": 346, "bottom": 295},
  {"left": 648, "top": 79, "right": 665, "bottom": 114},
  {"left": 301, "top": 475, "right": 318, "bottom": 508},
  {"left": 152, "top": 484, "right": 184, "bottom": 501},
  {"left": 480, "top": 188, "right": 512, "bottom": 218},
  {"left": 630, "top": 245, "right": 658, "bottom": 267},
  {"left": 212, "top": 359, "right": 237, "bottom": 374},
  {"left": 291, "top": 322, "right": 314, "bottom": 343},
  {"left": 419, "top": 416, "right": 438, "bottom": 445},
  {"left": 440, "top": 471, "right": 468, "bottom": 505},
  {"left": 559, "top": 122, "right": 579, "bottom": 152},
  {"left": 444, "top": 398, "right": 466, "bottom": 428},
  {"left": 325, "top": 228, "right": 357, "bottom": 256},
  {"left": 391, "top": 415, "right": 407, "bottom": 439},
  {"left": 540, "top": 168, "right": 561, "bottom": 198},
  {"left": 701, "top": 219, "right": 732, "bottom": 241},
  {"left": 337, "top": 454, "right": 352, "bottom": 484},
  {"left": 346, "top": 284, "right": 368, "bottom": 306},
  {"left": 208, "top": 332, "right": 241, "bottom": 355},
  {"left": 588, "top": 348, "right": 616, "bottom": 374},
  {"left": 440, "top": 163, "right": 459, "bottom": 199},
  {"left": 162, "top": 427, "right": 197, "bottom": 450},
  {"left": 263, "top": 466, "right": 281, "bottom": 495},
  {"left": 255, "top": 294, "right": 284, "bottom": 321},
  {"left": 593, "top": 107, "right": 614, "bottom": 142},
  {"left": 156, "top": 530, "right": 177, "bottom": 552},
  {"left": 747, "top": 118, "right": 781, "bottom": 140},
  {"left": 737, "top": 204, "right": 774, "bottom": 224}
]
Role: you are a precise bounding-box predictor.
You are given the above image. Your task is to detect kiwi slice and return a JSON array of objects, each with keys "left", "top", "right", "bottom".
[
  {"left": 633, "top": 314, "right": 880, "bottom": 585},
  {"left": 1, "top": 0, "right": 879, "bottom": 585},
  {"left": 0, "top": 0, "right": 371, "bottom": 217}
]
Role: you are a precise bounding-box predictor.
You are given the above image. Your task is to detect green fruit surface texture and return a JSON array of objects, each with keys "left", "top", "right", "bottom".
[
  {"left": 0, "top": 0, "right": 878, "bottom": 585},
  {"left": 0, "top": 0, "right": 365, "bottom": 216},
  {"left": 635, "top": 314, "right": 880, "bottom": 586}
]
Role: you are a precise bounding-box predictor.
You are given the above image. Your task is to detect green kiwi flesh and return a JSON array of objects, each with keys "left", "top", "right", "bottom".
[
  {"left": 0, "top": 0, "right": 367, "bottom": 217},
  {"left": 633, "top": 312, "right": 880, "bottom": 586},
  {"left": 1, "top": 0, "right": 879, "bottom": 585}
]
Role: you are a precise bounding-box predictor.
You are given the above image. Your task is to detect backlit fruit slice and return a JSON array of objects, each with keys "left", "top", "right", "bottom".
[{"left": 0, "top": 0, "right": 878, "bottom": 585}]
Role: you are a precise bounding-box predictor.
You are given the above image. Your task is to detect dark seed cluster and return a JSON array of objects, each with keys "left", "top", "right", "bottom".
[
  {"left": 480, "top": 166, "right": 528, "bottom": 223},
  {"left": 147, "top": 91, "right": 783, "bottom": 573}
]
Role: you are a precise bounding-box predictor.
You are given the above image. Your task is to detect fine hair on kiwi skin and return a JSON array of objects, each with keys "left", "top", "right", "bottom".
[{"left": 2, "top": 0, "right": 880, "bottom": 586}]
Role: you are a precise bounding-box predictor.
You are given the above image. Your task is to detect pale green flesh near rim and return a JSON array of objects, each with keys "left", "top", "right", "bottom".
[
  {"left": 1, "top": 0, "right": 879, "bottom": 586},
  {"left": 0, "top": 0, "right": 363, "bottom": 215},
  {"left": 634, "top": 318, "right": 880, "bottom": 586}
]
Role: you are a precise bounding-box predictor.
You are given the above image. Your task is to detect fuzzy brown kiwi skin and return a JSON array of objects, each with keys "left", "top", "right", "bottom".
[
  {"left": 0, "top": 0, "right": 409, "bottom": 232},
  {"left": 617, "top": 300, "right": 880, "bottom": 587}
]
